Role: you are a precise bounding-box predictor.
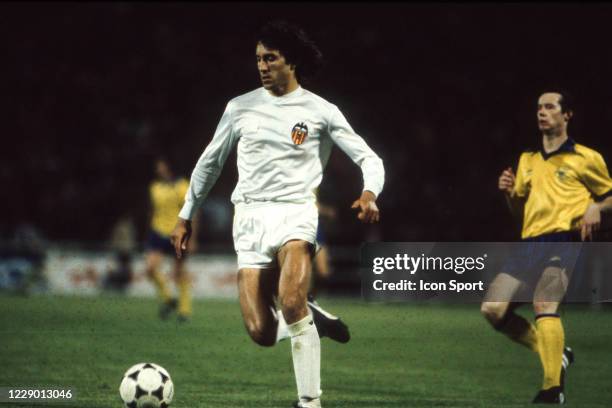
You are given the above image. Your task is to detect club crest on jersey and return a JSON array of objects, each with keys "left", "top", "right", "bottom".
[
  {"left": 555, "top": 166, "right": 570, "bottom": 182},
  {"left": 291, "top": 122, "right": 308, "bottom": 145}
]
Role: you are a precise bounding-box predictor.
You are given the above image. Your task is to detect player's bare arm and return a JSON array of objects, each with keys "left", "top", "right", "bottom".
[
  {"left": 580, "top": 196, "right": 612, "bottom": 241},
  {"left": 187, "top": 214, "right": 199, "bottom": 253},
  {"left": 351, "top": 190, "right": 380, "bottom": 224},
  {"left": 170, "top": 218, "right": 192, "bottom": 259}
]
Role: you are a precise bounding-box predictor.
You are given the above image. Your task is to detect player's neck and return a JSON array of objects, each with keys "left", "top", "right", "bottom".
[
  {"left": 541, "top": 131, "right": 568, "bottom": 154},
  {"left": 158, "top": 174, "right": 174, "bottom": 183},
  {"left": 267, "top": 79, "right": 300, "bottom": 97}
]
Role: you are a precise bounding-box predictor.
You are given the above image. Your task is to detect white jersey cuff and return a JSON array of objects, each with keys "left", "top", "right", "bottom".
[
  {"left": 178, "top": 202, "right": 197, "bottom": 220},
  {"left": 363, "top": 184, "right": 382, "bottom": 198}
]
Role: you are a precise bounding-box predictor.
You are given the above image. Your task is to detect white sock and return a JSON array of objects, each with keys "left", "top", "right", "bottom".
[
  {"left": 276, "top": 309, "right": 290, "bottom": 342},
  {"left": 288, "top": 314, "right": 321, "bottom": 404}
]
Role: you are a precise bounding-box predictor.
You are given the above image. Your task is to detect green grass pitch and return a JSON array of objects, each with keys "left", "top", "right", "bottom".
[{"left": 0, "top": 295, "right": 611, "bottom": 407}]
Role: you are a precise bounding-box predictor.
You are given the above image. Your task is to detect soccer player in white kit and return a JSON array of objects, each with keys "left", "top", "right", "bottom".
[{"left": 171, "top": 21, "right": 385, "bottom": 408}]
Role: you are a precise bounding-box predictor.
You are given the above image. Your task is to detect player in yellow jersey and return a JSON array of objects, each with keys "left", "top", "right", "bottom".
[
  {"left": 145, "top": 157, "right": 197, "bottom": 322},
  {"left": 481, "top": 91, "right": 612, "bottom": 404}
]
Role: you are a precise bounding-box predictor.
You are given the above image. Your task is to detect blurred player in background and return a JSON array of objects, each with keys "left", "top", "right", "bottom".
[
  {"left": 171, "top": 21, "right": 384, "bottom": 408},
  {"left": 311, "top": 199, "right": 336, "bottom": 298},
  {"left": 481, "top": 91, "right": 612, "bottom": 404},
  {"left": 103, "top": 213, "right": 137, "bottom": 292},
  {"left": 145, "top": 157, "right": 198, "bottom": 322}
]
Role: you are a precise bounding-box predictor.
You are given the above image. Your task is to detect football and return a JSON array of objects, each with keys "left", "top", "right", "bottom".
[{"left": 119, "top": 363, "right": 174, "bottom": 408}]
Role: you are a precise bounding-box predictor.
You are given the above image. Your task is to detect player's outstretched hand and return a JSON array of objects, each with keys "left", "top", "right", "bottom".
[
  {"left": 351, "top": 190, "right": 380, "bottom": 224},
  {"left": 170, "top": 218, "right": 192, "bottom": 259},
  {"left": 498, "top": 167, "right": 515, "bottom": 194},
  {"left": 581, "top": 203, "right": 601, "bottom": 241}
]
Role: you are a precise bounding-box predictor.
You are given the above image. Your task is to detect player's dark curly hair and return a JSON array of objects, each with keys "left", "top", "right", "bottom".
[{"left": 256, "top": 20, "right": 323, "bottom": 82}]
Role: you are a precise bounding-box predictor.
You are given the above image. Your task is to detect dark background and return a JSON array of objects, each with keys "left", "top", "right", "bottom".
[{"left": 4, "top": 2, "right": 612, "bottom": 246}]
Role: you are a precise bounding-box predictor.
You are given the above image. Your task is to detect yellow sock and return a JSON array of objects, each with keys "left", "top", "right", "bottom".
[
  {"left": 536, "top": 315, "right": 564, "bottom": 390},
  {"left": 178, "top": 273, "right": 192, "bottom": 317},
  {"left": 497, "top": 312, "right": 539, "bottom": 352},
  {"left": 151, "top": 270, "right": 172, "bottom": 303}
]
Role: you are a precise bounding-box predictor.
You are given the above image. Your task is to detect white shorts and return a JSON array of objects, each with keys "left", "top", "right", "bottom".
[{"left": 232, "top": 201, "right": 318, "bottom": 270}]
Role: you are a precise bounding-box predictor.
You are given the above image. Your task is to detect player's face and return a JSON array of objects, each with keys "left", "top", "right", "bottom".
[
  {"left": 537, "top": 93, "right": 570, "bottom": 133},
  {"left": 256, "top": 42, "right": 295, "bottom": 92},
  {"left": 155, "top": 160, "right": 172, "bottom": 180}
]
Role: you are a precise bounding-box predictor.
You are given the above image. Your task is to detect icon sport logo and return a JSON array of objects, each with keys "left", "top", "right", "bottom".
[{"left": 291, "top": 122, "right": 309, "bottom": 145}]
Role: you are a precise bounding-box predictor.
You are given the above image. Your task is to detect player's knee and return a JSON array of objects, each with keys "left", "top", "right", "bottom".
[
  {"left": 244, "top": 318, "right": 275, "bottom": 347},
  {"left": 145, "top": 254, "right": 161, "bottom": 277},
  {"left": 480, "top": 302, "right": 506, "bottom": 327},
  {"left": 284, "top": 239, "right": 311, "bottom": 251},
  {"left": 281, "top": 240, "right": 313, "bottom": 260},
  {"left": 533, "top": 301, "right": 557, "bottom": 315}
]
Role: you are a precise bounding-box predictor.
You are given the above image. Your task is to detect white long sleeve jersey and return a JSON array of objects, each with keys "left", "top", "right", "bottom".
[{"left": 179, "top": 86, "right": 385, "bottom": 220}]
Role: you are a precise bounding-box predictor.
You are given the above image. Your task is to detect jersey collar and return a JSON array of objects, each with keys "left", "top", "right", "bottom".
[
  {"left": 262, "top": 85, "right": 304, "bottom": 102},
  {"left": 540, "top": 137, "right": 576, "bottom": 160}
]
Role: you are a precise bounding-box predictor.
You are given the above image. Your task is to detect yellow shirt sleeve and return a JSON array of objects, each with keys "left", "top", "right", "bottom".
[
  {"left": 582, "top": 151, "right": 612, "bottom": 198},
  {"left": 513, "top": 152, "right": 531, "bottom": 198}
]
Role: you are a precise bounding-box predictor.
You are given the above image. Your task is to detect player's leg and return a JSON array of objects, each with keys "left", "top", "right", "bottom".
[
  {"left": 278, "top": 240, "right": 312, "bottom": 322},
  {"left": 145, "top": 250, "right": 171, "bottom": 300},
  {"left": 279, "top": 244, "right": 349, "bottom": 344},
  {"left": 532, "top": 266, "right": 570, "bottom": 402},
  {"left": 481, "top": 273, "right": 538, "bottom": 351},
  {"left": 173, "top": 258, "right": 191, "bottom": 321},
  {"left": 145, "top": 250, "right": 176, "bottom": 318},
  {"left": 238, "top": 267, "right": 279, "bottom": 347},
  {"left": 237, "top": 273, "right": 290, "bottom": 344},
  {"left": 278, "top": 239, "right": 321, "bottom": 408}
]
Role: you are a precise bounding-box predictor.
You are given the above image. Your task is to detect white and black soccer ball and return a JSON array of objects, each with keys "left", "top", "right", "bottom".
[{"left": 119, "top": 363, "right": 174, "bottom": 408}]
